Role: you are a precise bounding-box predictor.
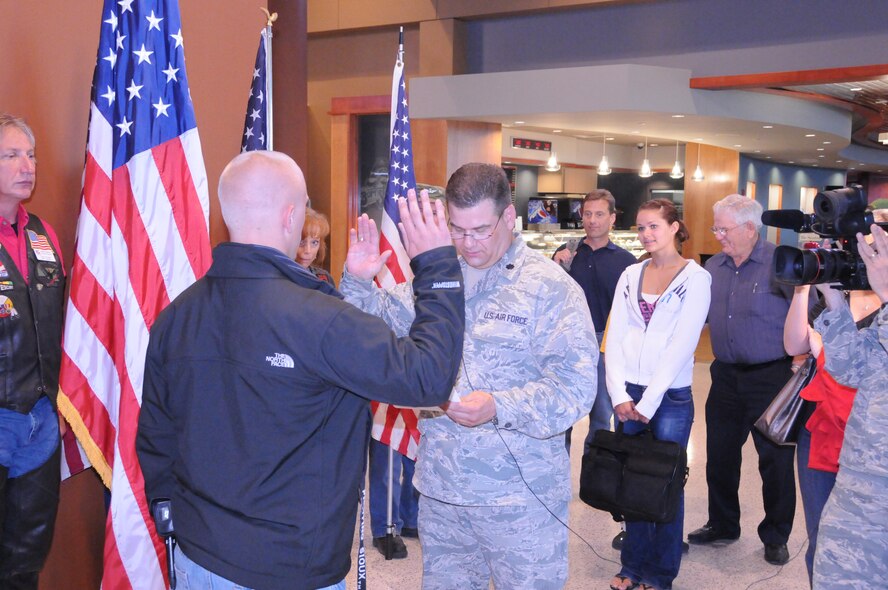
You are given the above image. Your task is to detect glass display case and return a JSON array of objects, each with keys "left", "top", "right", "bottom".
[{"left": 521, "top": 228, "right": 645, "bottom": 259}]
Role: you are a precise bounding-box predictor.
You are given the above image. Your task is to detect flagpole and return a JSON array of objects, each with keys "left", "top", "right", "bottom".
[
  {"left": 384, "top": 25, "right": 405, "bottom": 561},
  {"left": 260, "top": 7, "right": 278, "bottom": 150}
]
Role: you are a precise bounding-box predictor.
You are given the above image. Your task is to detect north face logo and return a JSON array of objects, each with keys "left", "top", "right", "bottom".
[{"left": 265, "top": 353, "right": 294, "bottom": 368}]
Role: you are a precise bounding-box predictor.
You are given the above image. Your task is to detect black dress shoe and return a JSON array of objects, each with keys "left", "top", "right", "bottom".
[
  {"left": 764, "top": 543, "right": 789, "bottom": 565},
  {"left": 401, "top": 526, "right": 419, "bottom": 538},
  {"left": 611, "top": 531, "right": 626, "bottom": 550},
  {"left": 687, "top": 523, "right": 740, "bottom": 545},
  {"left": 372, "top": 535, "right": 408, "bottom": 559}
]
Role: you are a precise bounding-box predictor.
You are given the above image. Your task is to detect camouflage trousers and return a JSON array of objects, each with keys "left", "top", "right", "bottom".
[
  {"left": 813, "top": 468, "right": 888, "bottom": 589},
  {"left": 418, "top": 495, "right": 569, "bottom": 590}
]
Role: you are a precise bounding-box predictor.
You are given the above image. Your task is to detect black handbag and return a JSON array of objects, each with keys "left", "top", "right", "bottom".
[
  {"left": 579, "top": 422, "right": 688, "bottom": 523},
  {"left": 754, "top": 355, "right": 816, "bottom": 446}
]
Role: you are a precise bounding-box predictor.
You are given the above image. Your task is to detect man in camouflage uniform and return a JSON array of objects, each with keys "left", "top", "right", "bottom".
[
  {"left": 811, "top": 224, "right": 888, "bottom": 589},
  {"left": 342, "top": 163, "right": 598, "bottom": 589}
]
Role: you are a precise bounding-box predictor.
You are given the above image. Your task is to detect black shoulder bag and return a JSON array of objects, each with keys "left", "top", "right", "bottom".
[{"left": 579, "top": 422, "right": 688, "bottom": 523}]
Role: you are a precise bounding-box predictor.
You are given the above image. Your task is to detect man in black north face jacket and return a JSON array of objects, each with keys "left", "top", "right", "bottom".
[{"left": 136, "top": 150, "right": 464, "bottom": 590}]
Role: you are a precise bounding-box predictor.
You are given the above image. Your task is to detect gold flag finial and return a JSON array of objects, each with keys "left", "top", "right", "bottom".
[{"left": 259, "top": 7, "right": 278, "bottom": 27}]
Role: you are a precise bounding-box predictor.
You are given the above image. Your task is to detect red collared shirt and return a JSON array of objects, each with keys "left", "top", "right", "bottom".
[{"left": 0, "top": 205, "right": 65, "bottom": 284}]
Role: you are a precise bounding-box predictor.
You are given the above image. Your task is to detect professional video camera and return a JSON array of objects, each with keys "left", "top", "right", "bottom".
[{"left": 761, "top": 185, "right": 888, "bottom": 290}]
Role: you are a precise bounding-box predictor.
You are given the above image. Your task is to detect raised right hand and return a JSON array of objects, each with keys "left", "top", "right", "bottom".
[
  {"left": 397, "top": 188, "right": 450, "bottom": 258},
  {"left": 345, "top": 214, "right": 391, "bottom": 281}
]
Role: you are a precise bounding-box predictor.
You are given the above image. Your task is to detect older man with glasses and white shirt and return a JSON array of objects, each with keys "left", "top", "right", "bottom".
[
  {"left": 688, "top": 194, "right": 799, "bottom": 567},
  {"left": 341, "top": 163, "right": 598, "bottom": 590}
]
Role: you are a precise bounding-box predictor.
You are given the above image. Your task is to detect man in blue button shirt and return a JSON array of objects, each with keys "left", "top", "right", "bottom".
[
  {"left": 554, "top": 190, "right": 636, "bottom": 452},
  {"left": 688, "top": 194, "right": 796, "bottom": 566}
]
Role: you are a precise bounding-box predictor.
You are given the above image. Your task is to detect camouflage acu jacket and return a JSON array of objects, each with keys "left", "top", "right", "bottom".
[
  {"left": 341, "top": 236, "right": 598, "bottom": 506},
  {"left": 815, "top": 304, "right": 888, "bottom": 479}
]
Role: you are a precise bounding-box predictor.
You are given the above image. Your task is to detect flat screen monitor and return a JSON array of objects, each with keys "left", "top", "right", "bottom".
[{"left": 528, "top": 198, "right": 559, "bottom": 224}]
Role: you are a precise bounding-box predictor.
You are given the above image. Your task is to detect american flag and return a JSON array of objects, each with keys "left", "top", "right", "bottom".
[
  {"left": 241, "top": 29, "right": 269, "bottom": 151},
  {"left": 370, "top": 40, "right": 421, "bottom": 460},
  {"left": 56, "top": 0, "right": 211, "bottom": 588}
]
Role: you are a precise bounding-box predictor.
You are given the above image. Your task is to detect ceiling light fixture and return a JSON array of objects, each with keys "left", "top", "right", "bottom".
[
  {"left": 545, "top": 150, "right": 561, "bottom": 172},
  {"left": 597, "top": 135, "right": 611, "bottom": 176},
  {"left": 639, "top": 137, "right": 652, "bottom": 178},
  {"left": 670, "top": 140, "right": 684, "bottom": 179},
  {"left": 692, "top": 143, "right": 705, "bottom": 182}
]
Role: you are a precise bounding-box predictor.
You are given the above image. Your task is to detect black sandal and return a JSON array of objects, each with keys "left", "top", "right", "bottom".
[{"left": 609, "top": 575, "right": 639, "bottom": 590}]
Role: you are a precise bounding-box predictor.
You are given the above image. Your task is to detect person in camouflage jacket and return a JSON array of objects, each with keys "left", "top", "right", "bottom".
[{"left": 342, "top": 163, "right": 598, "bottom": 590}]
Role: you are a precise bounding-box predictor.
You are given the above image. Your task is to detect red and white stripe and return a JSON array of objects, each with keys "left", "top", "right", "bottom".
[{"left": 57, "top": 102, "right": 211, "bottom": 588}]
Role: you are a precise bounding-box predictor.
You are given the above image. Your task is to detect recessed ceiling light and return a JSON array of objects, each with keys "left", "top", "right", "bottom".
[
  {"left": 805, "top": 134, "right": 816, "bottom": 137},
  {"left": 849, "top": 87, "right": 863, "bottom": 92},
  {"left": 514, "top": 121, "right": 525, "bottom": 125},
  {"left": 837, "top": 160, "right": 843, "bottom": 163},
  {"left": 822, "top": 141, "right": 831, "bottom": 145},
  {"left": 693, "top": 137, "right": 703, "bottom": 141},
  {"left": 575, "top": 134, "right": 589, "bottom": 139},
  {"left": 631, "top": 131, "right": 640, "bottom": 135},
  {"left": 859, "top": 163, "right": 865, "bottom": 166},
  {"left": 817, "top": 148, "right": 825, "bottom": 151},
  {"left": 553, "top": 129, "right": 562, "bottom": 133},
  {"left": 650, "top": 143, "right": 659, "bottom": 147},
  {"left": 762, "top": 125, "right": 773, "bottom": 129},
  {"left": 733, "top": 144, "right": 742, "bottom": 148},
  {"left": 606, "top": 137, "right": 615, "bottom": 141},
  {"left": 766, "top": 156, "right": 772, "bottom": 159},
  {"left": 671, "top": 114, "right": 685, "bottom": 118},
  {"left": 818, "top": 155, "right": 825, "bottom": 158},
  {"left": 789, "top": 161, "right": 795, "bottom": 164},
  {"left": 754, "top": 150, "right": 761, "bottom": 153},
  {"left": 850, "top": 167, "right": 856, "bottom": 170}
]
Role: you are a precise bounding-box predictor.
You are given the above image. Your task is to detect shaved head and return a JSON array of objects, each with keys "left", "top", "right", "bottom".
[{"left": 218, "top": 151, "right": 308, "bottom": 257}]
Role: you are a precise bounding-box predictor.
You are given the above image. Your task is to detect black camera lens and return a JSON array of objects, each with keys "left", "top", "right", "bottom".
[{"left": 774, "top": 245, "right": 855, "bottom": 285}]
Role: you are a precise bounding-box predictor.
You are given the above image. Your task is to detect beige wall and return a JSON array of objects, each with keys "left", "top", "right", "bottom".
[{"left": 307, "top": 0, "right": 627, "bottom": 33}]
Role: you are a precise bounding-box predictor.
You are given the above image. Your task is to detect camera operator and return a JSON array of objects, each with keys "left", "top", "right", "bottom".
[{"left": 811, "top": 223, "right": 888, "bottom": 587}]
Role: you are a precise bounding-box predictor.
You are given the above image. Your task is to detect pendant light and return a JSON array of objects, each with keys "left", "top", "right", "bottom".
[
  {"left": 692, "top": 142, "right": 705, "bottom": 182},
  {"left": 639, "top": 137, "right": 652, "bottom": 178},
  {"left": 670, "top": 140, "right": 684, "bottom": 179},
  {"left": 597, "top": 135, "right": 611, "bottom": 175},
  {"left": 545, "top": 150, "right": 561, "bottom": 172}
]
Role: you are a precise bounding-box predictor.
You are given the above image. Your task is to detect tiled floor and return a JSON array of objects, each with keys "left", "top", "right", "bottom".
[{"left": 347, "top": 361, "right": 812, "bottom": 589}]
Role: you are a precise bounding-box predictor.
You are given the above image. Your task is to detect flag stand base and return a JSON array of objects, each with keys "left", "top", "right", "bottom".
[{"left": 380, "top": 531, "right": 396, "bottom": 561}]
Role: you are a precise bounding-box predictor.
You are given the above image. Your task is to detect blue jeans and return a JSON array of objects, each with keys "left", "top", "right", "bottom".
[
  {"left": 584, "top": 334, "right": 612, "bottom": 452},
  {"left": 619, "top": 383, "right": 694, "bottom": 590},
  {"left": 565, "top": 331, "right": 610, "bottom": 455},
  {"left": 174, "top": 545, "right": 345, "bottom": 590},
  {"left": 0, "top": 397, "right": 59, "bottom": 477},
  {"left": 796, "top": 426, "right": 836, "bottom": 587},
  {"left": 369, "top": 438, "right": 418, "bottom": 538}
]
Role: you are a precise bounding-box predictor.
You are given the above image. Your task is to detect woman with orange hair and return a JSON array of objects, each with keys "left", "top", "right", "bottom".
[{"left": 297, "top": 209, "right": 335, "bottom": 285}]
